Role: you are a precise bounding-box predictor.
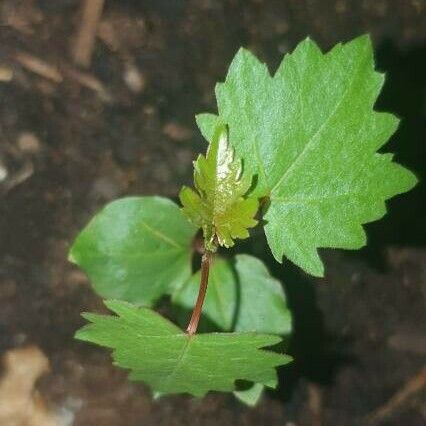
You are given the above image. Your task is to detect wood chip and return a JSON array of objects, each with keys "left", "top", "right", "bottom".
[
  {"left": 14, "top": 52, "right": 63, "bottom": 83},
  {"left": 367, "top": 368, "right": 426, "bottom": 424},
  {"left": 0, "top": 346, "right": 59, "bottom": 426},
  {"left": 72, "top": 0, "right": 105, "bottom": 67}
]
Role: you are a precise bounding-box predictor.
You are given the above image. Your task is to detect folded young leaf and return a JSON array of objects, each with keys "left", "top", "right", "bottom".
[
  {"left": 200, "top": 35, "right": 417, "bottom": 276},
  {"left": 173, "top": 254, "right": 292, "bottom": 335},
  {"left": 180, "top": 124, "right": 258, "bottom": 251},
  {"left": 76, "top": 300, "right": 292, "bottom": 397},
  {"left": 69, "top": 197, "right": 197, "bottom": 306}
]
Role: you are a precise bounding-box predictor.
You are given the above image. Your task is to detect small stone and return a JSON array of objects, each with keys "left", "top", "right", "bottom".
[
  {"left": 17, "top": 132, "right": 41, "bottom": 154},
  {"left": 0, "top": 162, "right": 8, "bottom": 182},
  {"left": 123, "top": 63, "right": 145, "bottom": 93}
]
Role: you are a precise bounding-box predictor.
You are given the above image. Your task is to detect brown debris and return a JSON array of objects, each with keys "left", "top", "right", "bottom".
[
  {"left": 17, "top": 132, "right": 41, "bottom": 155},
  {"left": 367, "top": 368, "right": 426, "bottom": 424},
  {"left": 1, "top": 161, "right": 34, "bottom": 194},
  {"left": 1, "top": 0, "right": 43, "bottom": 35},
  {"left": 63, "top": 67, "right": 111, "bottom": 101},
  {"left": 12, "top": 51, "right": 111, "bottom": 100},
  {"left": 0, "top": 346, "right": 59, "bottom": 426},
  {"left": 72, "top": 0, "right": 106, "bottom": 68},
  {"left": 307, "top": 383, "right": 323, "bottom": 426},
  {"left": 14, "top": 52, "right": 63, "bottom": 84}
]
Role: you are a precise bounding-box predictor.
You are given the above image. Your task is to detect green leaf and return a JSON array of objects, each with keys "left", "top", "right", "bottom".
[
  {"left": 173, "top": 254, "right": 292, "bottom": 335},
  {"left": 76, "top": 300, "right": 292, "bottom": 397},
  {"left": 195, "top": 113, "right": 224, "bottom": 143},
  {"left": 204, "top": 35, "right": 417, "bottom": 276},
  {"left": 172, "top": 254, "right": 292, "bottom": 405},
  {"left": 234, "top": 382, "right": 264, "bottom": 406},
  {"left": 69, "top": 197, "right": 197, "bottom": 306},
  {"left": 180, "top": 124, "right": 258, "bottom": 250}
]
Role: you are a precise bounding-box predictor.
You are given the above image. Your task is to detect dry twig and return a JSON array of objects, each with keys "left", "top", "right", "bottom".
[
  {"left": 63, "top": 67, "right": 111, "bottom": 101},
  {"left": 14, "top": 52, "right": 62, "bottom": 83},
  {"left": 72, "top": 0, "right": 105, "bottom": 67},
  {"left": 12, "top": 50, "right": 111, "bottom": 100},
  {"left": 367, "top": 367, "right": 426, "bottom": 424}
]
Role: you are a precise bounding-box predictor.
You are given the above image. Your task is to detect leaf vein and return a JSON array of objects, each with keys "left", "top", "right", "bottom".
[
  {"left": 271, "top": 41, "right": 369, "bottom": 194},
  {"left": 139, "top": 220, "right": 183, "bottom": 249}
]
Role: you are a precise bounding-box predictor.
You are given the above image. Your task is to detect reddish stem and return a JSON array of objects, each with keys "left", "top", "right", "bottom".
[{"left": 186, "top": 251, "right": 212, "bottom": 335}]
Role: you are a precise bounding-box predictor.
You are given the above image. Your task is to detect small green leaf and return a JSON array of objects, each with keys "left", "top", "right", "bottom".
[
  {"left": 205, "top": 35, "right": 417, "bottom": 276},
  {"left": 76, "top": 300, "right": 292, "bottom": 397},
  {"left": 195, "top": 113, "right": 224, "bottom": 143},
  {"left": 173, "top": 254, "right": 292, "bottom": 335},
  {"left": 180, "top": 124, "right": 258, "bottom": 250},
  {"left": 69, "top": 197, "right": 197, "bottom": 306}
]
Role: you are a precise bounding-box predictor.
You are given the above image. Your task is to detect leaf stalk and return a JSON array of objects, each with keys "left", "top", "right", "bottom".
[{"left": 186, "top": 251, "right": 212, "bottom": 335}]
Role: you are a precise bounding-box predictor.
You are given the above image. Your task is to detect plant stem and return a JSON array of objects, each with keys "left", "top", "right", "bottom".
[{"left": 186, "top": 251, "right": 212, "bottom": 335}]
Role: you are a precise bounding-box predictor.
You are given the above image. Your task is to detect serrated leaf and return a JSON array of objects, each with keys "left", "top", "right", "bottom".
[
  {"left": 202, "top": 35, "right": 417, "bottom": 276},
  {"left": 173, "top": 254, "right": 292, "bottom": 405},
  {"left": 76, "top": 300, "right": 292, "bottom": 397},
  {"left": 180, "top": 124, "right": 258, "bottom": 250},
  {"left": 173, "top": 254, "right": 292, "bottom": 335},
  {"left": 69, "top": 197, "right": 197, "bottom": 306}
]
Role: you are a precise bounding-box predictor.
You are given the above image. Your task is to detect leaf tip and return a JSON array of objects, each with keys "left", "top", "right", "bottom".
[
  {"left": 345, "top": 33, "right": 374, "bottom": 58},
  {"left": 67, "top": 249, "right": 77, "bottom": 264},
  {"left": 305, "top": 254, "right": 325, "bottom": 278}
]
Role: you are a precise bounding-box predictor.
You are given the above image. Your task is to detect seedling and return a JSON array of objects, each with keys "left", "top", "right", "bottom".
[{"left": 69, "top": 35, "right": 416, "bottom": 405}]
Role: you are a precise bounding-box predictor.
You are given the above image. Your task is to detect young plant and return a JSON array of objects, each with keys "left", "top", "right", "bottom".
[{"left": 69, "top": 35, "right": 417, "bottom": 404}]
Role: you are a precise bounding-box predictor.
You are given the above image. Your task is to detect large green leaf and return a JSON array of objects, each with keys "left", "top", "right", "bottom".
[
  {"left": 173, "top": 254, "right": 292, "bottom": 335},
  {"left": 199, "top": 35, "right": 417, "bottom": 276},
  {"left": 69, "top": 197, "right": 197, "bottom": 306},
  {"left": 76, "top": 300, "right": 292, "bottom": 397},
  {"left": 179, "top": 124, "right": 258, "bottom": 251}
]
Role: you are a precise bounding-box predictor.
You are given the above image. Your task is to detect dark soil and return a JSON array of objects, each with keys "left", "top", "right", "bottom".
[{"left": 0, "top": 1, "right": 425, "bottom": 425}]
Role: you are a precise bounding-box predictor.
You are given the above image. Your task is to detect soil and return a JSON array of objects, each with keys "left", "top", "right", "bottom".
[{"left": 0, "top": 1, "right": 425, "bottom": 425}]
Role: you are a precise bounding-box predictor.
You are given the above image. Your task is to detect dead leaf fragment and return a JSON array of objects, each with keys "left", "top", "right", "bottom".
[{"left": 0, "top": 346, "right": 59, "bottom": 426}]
